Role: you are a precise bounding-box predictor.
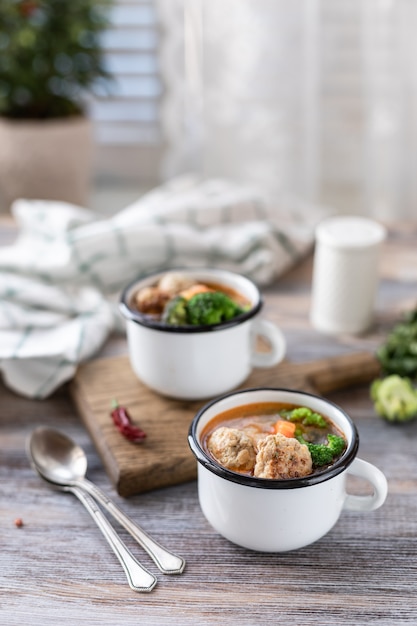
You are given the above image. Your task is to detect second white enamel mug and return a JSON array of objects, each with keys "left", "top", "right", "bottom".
[{"left": 119, "top": 269, "right": 286, "bottom": 400}]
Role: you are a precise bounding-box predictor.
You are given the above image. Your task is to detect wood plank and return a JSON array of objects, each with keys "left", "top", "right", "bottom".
[
  {"left": 70, "top": 350, "right": 381, "bottom": 496},
  {"left": 4, "top": 220, "right": 417, "bottom": 625}
]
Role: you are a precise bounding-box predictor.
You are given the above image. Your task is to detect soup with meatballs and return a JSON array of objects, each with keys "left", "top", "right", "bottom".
[
  {"left": 201, "top": 402, "right": 347, "bottom": 479},
  {"left": 131, "top": 271, "right": 251, "bottom": 327}
]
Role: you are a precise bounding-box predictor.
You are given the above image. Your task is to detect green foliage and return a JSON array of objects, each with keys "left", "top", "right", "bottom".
[
  {"left": 371, "top": 307, "right": 417, "bottom": 423},
  {"left": 376, "top": 307, "right": 417, "bottom": 378},
  {"left": 0, "top": 0, "right": 112, "bottom": 119},
  {"left": 370, "top": 375, "right": 417, "bottom": 422}
]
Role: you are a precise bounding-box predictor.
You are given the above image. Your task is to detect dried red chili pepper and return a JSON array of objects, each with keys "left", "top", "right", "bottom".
[{"left": 111, "top": 400, "right": 146, "bottom": 443}]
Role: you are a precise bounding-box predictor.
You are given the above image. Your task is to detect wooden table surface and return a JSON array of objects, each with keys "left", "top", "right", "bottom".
[{"left": 1, "top": 218, "right": 417, "bottom": 626}]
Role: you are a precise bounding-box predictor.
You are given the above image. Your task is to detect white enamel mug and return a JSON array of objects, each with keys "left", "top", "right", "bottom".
[
  {"left": 188, "top": 388, "right": 388, "bottom": 552},
  {"left": 119, "top": 269, "right": 286, "bottom": 400}
]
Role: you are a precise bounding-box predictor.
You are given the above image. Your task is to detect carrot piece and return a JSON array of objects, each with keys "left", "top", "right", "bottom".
[
  {"left": 274, "top": 420, "right": 297, "bottom": 438},
  {"left": 180, "top": 284, "right": 214, "bottom": 300}
]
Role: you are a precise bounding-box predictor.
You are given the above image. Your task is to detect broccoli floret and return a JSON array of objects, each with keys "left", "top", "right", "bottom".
[
  {"left": 326, "top": 434, "right": 347, "bottom": 456},
  {"left": 297, "top": 434, "right": 346, "bottom": 468},
  {"left": 376, "top": 307, "right": 417, "bottom": 377},
  {"left": 287, "top": 407, "right": 310, "bottom": 422},
  {"left": 161, "top": 295, "right": 188, "bottom": 326},
  {"left": 186, "top": 291, "right": 244, "bottom": 326},
  {"left": 288, "top": 407, "right": 327, "bottom": 428},
  {"left": 306, "top": 443, "right": 333, "bottom": 467},
  {"left": 370, "top": 375, "right": 417, "bottom": 422}
]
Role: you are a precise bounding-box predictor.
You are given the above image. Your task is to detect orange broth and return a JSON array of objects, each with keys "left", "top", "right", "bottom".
[{"left": 201, "top": 402, "right": 346, "bottom": 477}]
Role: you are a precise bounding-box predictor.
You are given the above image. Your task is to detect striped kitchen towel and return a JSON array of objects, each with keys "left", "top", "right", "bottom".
[{"left": 0, "top": 176, "right": 324, "bottom": 398}]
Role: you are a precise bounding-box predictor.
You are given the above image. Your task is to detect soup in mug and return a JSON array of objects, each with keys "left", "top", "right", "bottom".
[
  {"left": 131, "top": 271, "right": 251, "bottom": 326},
  {"left": 201, "top": 402, "right": 347, "bottom": 480}
]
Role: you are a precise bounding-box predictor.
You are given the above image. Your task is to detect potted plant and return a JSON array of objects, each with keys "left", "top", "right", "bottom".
[{"left": 0, "top": 0, "right": 111, "bottom": 210}]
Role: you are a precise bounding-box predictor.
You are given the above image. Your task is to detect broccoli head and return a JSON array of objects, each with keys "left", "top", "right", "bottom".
[
  {"left": 297, "top": 433, "right": 346, "bottom": 468},
  {"left": 287, "top": 407, "right": 327, "bottom": 428},
  {"left": 161, "top": 295, "right": 188, "bottom": 326},
  {"left": 326, "top": 434, "right": 347, "bottom": 457},
  {"left": 186, "top": 291, "right": 244, "bottom": 326},
  {"left": 370, "top": 375, "right": 417, "bottom": 422}
]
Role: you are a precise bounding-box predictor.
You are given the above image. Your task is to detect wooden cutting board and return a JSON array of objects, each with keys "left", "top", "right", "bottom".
[{"left": 69, "top": 351, "right": 381, "bottom": 497}]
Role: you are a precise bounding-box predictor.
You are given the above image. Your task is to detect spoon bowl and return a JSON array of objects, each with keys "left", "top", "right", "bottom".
[{"left": 29, "top": 427, "right": 87, "bottom": 485}]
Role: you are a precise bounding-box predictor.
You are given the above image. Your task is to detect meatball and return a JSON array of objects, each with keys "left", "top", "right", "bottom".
[
  {"left": 241, "top": 423, "right": 272, "bottom": 446},
  {"left": 254, "top": 433, "right": 312, "bottom": 479},
  {"left": 207, "top": 427, "right": 256, "bottom": 472},
  {"left": 158, "top": 272, "right": 196, "bottom": 297},
  {"left": 133, "top": 286, "right": 170, "bottom": 315}
]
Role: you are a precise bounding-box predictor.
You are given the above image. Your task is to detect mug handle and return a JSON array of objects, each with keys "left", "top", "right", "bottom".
[
  {"left": 343, "top": 457, "right": 388, "bottom": 512},
  {"left": 250, "top": 318, "right": 286, "bottom": 368}
]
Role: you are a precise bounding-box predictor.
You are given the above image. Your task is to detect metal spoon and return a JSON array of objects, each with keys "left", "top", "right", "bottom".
[
  {"left": 27, "top": 434, "right": 156, "bottom": 593},
  {"left": 28, "top": 426, "right": 185, "bottom": 575}
]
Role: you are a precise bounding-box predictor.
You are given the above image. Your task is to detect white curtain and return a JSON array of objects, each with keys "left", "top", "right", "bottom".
[
  {"left": 156, "top": 0, "right": 417, "bottom": 219},
  {"left": 362, "top": 0, "right": 417, "bottom": 219}
]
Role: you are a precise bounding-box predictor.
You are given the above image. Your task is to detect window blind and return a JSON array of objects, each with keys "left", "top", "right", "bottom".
[{"left": 91, "top": 0, "right": 163, "bottom": 184}]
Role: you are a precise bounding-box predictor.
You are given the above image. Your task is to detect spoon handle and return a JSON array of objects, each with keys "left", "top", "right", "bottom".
[
  {"left": 70, "top": 486, "right": 157, "bottom": 592},
  {"left": 80, "top": 479, "right": 185, "bottom": 575}
]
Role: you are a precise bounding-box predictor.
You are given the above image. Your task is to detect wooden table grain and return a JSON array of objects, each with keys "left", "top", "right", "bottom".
[{"left": 1, "top": 218, "right": 417, "bottom": 626}]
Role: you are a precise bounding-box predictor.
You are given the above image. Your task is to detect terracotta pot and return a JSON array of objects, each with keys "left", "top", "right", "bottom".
[{"left": 0, "top": 116, "right": 93, "bottom": 210}]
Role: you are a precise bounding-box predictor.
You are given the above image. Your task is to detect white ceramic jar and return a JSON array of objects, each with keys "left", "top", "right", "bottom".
[
  {"left": 119, "top": 269, "right": 286, "bottom": 400},
  {"left": 188, "top": 387, "right": 388, "bottom": 552},
  {"left": 310, "top": 216, "right": 387, "bottom": 335}
]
